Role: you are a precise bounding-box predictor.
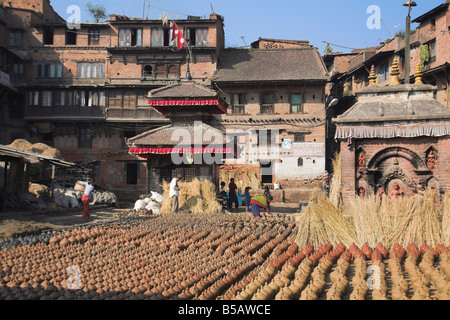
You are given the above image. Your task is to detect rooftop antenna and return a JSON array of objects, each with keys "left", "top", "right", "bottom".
[
  {"left": 380, "top": 18, "right": 392, "bottom": 38},
  {"left": 240, "top": 36, "right": 247, "bottom": 46},
  {"left": 210, "top": 3, "right": 215, "bottom": 13},
  {"left": 146, "top": 0, "right": 150, "bottom": 19}
]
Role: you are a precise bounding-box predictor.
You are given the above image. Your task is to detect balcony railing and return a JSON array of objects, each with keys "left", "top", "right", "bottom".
[
  {"left": 105, "top": 107, "right": 167, "bottom": 121},
  {"left": 24, "top": 105, "right": 105, "bottom": 120},
  {"left": 24, "top": 105, "right": 168, "bottom": 122}
]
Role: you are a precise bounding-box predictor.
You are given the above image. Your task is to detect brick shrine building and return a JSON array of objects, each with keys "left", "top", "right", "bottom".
[{"left": 333, "top": 63, "right": 450, "bottom": 204}]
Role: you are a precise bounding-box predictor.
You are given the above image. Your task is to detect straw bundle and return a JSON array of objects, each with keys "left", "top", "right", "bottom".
[
  {"left": 443, "top": 189, "right": 450, "bottom": 245},
  {"left": 402, "top": 189, "right": 443, "bottom": 248},
  {"left": 329, "top": 152, "right": 342, "bottom": 210},
  {"left": 219, "top": 165, "right": 261, "bottom": 191},
  {"left": 7, "top": 139, "right": 62, "bottom": 159},
  {"left": 160, "top": 178, "right": 221, "bottom": 215},
  {"left": 346, "top": 194, "right": 419, "bottom": 249},
  {"left": 296, "top": 190, "right": 356, "bottom": 248}
]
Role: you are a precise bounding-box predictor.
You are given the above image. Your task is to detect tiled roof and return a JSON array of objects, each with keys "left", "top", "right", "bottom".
[
  {"left": 148, "top": 82, "right": 218, "bottom": 99},
  {"left": 127, "top": 123, "right": 229, "bottom": 147},
  {"left": 213, "top": 48, "right": 328, "bottom": 83}
]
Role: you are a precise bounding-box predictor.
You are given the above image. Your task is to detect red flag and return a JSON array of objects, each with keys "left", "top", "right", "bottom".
[
  {"left": 177, "top": 33, "right": 186, "bottom": 51},
  {"left": 172, "top": 23, "right": 180, "bottom": 41}
]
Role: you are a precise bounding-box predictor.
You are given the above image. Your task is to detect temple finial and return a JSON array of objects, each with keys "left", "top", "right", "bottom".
[
  {"left": 390, "top": 57, "right": 401, "bottom": 86},
  {"left": 368, "top": 65, "right": 377, "bottom": 87},
  {"left": 414, "top": 63, "right": 423, "bottom": 85}
]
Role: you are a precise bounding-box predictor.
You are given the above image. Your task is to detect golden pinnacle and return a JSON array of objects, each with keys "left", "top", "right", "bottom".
[
  {"left": 368, "top": 65, "right": 377, "bottom": 87},
  {"left": 414, "top": 63, "right": 423, "bottom": 85},
  {"left": 390, "top": 57, "right": 401, "bottom": 86}
]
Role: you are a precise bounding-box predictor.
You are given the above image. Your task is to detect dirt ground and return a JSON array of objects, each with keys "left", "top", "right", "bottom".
[{"left": 0, "top": 202, "right": 301, "bottom": 241}]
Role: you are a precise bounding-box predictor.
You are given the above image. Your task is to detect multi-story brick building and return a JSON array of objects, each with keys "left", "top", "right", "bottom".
[
  {"left": 212, "top": 39, "right": 329, "bottom": 188},
  {"left": 1, "top": 0, "right": 333, "bottom": 201},
  {"left": 326, "top": 1, "right": 450, "bottom": 109},
  {"left": 1, "top": 0, "right": 227, "bottom": 197}
]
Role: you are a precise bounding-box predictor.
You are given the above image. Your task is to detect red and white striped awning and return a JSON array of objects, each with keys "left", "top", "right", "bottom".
[
  {"left": 129, "top": 146, "right": 235, "bottom": 156},
  {"left": 148, "top": 99, "right": 227, "bottom": 114}
]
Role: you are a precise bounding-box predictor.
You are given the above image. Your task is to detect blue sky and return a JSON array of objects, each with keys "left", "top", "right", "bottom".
[{"left": 51, "top": 0, "right": 444, "bottom": 53}]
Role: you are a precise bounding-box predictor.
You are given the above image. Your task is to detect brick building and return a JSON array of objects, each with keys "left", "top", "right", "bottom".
[
  {"left": 212, "top": 39, "right": 329, "bottom": 187},
  {"left": 1, "top": 0, "right": 226, "bottom": 197},
  {"left": 326, "top": 1, "right": 450, "bottom": 108},
  {"left": 333, "top": 64, "right": 450, "bottom": 204}
]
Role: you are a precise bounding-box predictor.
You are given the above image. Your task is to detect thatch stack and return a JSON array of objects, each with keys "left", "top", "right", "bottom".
[
  {"left": 296, "top": 190, "right": 356, "bottom": 248},
  {"left": 296, "top": 153, "right": 449, "bottom": 248},
  {"left": 8, "top": 139, "right": 62, "bottom": 159},
  {"left": 219, "top": 165, "right": 261, "bottom": 191},
  {"left": 443, "top": 190, "right": 450, "bottom": 245},
  {"left": 160, "top": 178, "right": 222, "bottom": 214}
]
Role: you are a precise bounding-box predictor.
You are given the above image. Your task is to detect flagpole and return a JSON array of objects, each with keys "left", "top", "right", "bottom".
[
  {"left": 171, "top": 19, "right": 192, "bottom": 81},
  {"left": 185, "top": 41, "right": 193, "bottom": 81}
]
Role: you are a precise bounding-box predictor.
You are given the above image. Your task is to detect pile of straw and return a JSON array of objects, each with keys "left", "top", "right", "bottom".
[
  {"left": 296, "top": 190, "right": 356, "bottom": 248},
  {"left": 219, "top": 165, "right": 261, "bottom": 191},
  {"left": 297, "top": 188, "right": 448, "bottom": 249},
  {"left": 329, "top": 153, "right": 342, "bottom": 210},
  {"left": 8, "top": 139, "right": 62, "bottom": 159},
  {"left": 443, "top": 190, "right": 450, "bottom": 245},
  {"left": 160, "top": 178, "right": 222, "bottom": 215}
]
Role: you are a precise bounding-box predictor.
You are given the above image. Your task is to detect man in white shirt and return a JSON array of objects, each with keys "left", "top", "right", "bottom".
[
  {"left": 77, "top": 178, "right": 95, "bottom": 218},
  {"left": 170, "top": 175, "right": 182, "bottom": 213}
]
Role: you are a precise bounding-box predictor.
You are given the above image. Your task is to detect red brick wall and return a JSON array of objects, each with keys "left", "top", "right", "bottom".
[{"left": 340, "top": 135, "right": 450, "bottom": 203}]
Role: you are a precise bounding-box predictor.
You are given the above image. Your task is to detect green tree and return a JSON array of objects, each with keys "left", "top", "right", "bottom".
[{"left": 86, "top": 2, "right": 108, "bottom": 22}]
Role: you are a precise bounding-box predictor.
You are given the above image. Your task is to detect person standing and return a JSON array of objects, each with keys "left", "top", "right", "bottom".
[
  {"left": 244, "top": 187, "right": 251, "bottom": 212},
  {"left": 170, "top": 175, "right": 182, "bottom": 213},
  {"left": 77, "top": 178, "right": 95, "bottom": 219},
  {"left": 228, "top": 178, "right": 239, "bottom": 211},
  {"left": 250, "top": 194, "right": 272, "bottom": 218},
  {"left": 322, "top": 171, "right": 330, "bottom": 197}
]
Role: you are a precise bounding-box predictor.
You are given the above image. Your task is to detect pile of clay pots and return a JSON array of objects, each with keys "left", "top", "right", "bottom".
[{"left": 0, "top": 213, "right": 298, "bottom": 300}]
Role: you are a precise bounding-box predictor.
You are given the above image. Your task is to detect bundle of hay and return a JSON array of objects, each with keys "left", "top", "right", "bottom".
[
  {"left": 402, "top": 189, "right": 443, "bottom": 248},
  {"left": 329, "top": 152, "right": 342, "bottom": 210},
  {"left": 443, "top": 190, "right": 450, "bottom": 245},
  {"left": 160, "top": 178, "right": 221, "bottom": 214},
  {"left": 7, "top": 139, "right": 62, "bottom": 159},
  {"left": 346, "top": 194, "right": 419, "bottom": 249},
  {"left": 219, "top": 165, "right": 261, "bottom": 191},
  {"left": 296, "top": 190, "right": 356, "bottom": 248}
]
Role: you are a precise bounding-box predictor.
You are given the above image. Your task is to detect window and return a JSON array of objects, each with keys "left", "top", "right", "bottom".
[
  {"left": 88, "top": 29, "right": 100, "bottom": 45},
  {"left": 257, "top": 129, "right": 277, "bottom": 146},
  {"left": 42, "top": 91, "right": 52, "bottom": 106},
  {"left": 152, "top": 28, "right": 174, "bottom": 47},
  {"left": 143, "top": 65, "right": 153, "bottom": 78},
  {"left": 66, "top": 29, "right": 77, "bottom": 45},
  {"left": 78, "top": 128, "right": 93, "bottom": 149},
  {"left": 231, "top": 93, "right": 246, "bottom": 114},
  {"left": 260, "top": 93, "right": 274, "bottom": 114},
  {"left": 195, "top": 28, "right": 208, "bottom": 46},
  {"left": 379, "top": 62, "right": 389, "bottom": 82},
  {"left": 77, "top": 63, "right": 104, "bottom": 79},
  {"left": 36, "top": 62, "right": 63, "bottom": 79},
  {"left": 290, "top": 94, "right": 303, "bottom": 113},
  {"left": 168, "top": 65, "right": 178, "bottom": 79},
  {"left": 156, "top": 64, "right": 166, "bottom": 79},
  {"left": 13, "top": 64, "right": 24, "bottom": 74},
  {"left": 294, "top": 134, "right": 306, "bottom": 142},
  {"left": 9, "top": 31, "right": 23, "bottom": 47},
  {"left": 119, "top": 28, "right": 142, "bottom": 47},
  {"left": 30, "top": 91, "right": 39, "bottom": 106},
  {"left": 297, "top": 158, "right": 304, "bottom": 167},
  {"left": 109, "top": 91, "right": 122, "bottom": 108},
  {"left": 43, "top": 27, "right": 54, "bottom": 45},
  {"left": 429, "top": 40, "right": 436, "bottom": 63},
  {"left": 126, "top": 163, "right": 138, "bottom": 185},
  {"left": 123, "top": 93, "right": 136, "bottom": 108},
  {"left": 186, "top": 28, "right": 208, "bottom": 46}
]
